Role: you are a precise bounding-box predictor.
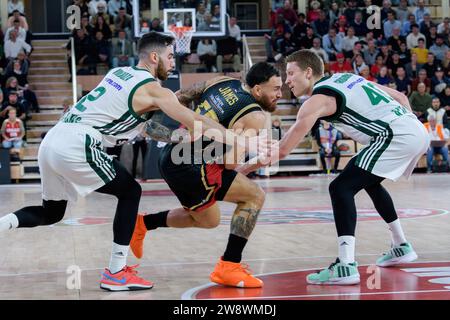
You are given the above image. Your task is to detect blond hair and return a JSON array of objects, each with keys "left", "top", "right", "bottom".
[{"left": 286, "top": 49, "right": 324, "bottom": 78}]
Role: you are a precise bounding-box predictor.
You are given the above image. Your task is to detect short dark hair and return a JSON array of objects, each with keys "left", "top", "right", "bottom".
[
  {"left": 286, "top": 49, "right": 324, "bottom": 77},
  {"left": 137, "top": 31, "right": 174, "bottom": 58},
  {"left": 246, "top": 62, "right": 280, "bottom": 88}
]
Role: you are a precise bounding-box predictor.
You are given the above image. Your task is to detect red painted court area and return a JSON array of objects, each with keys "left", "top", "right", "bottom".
[{"left": 185, "top": 262, "right": 450, "bottom": 300}]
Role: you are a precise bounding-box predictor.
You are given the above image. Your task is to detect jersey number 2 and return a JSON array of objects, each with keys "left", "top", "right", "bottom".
[{"left": 74, "top": 87, "right": 106, "bottom": 112}]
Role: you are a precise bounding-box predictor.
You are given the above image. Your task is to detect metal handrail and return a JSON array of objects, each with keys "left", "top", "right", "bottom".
[
  {"left": 70, "top": 37, "right": 77, "bottom": 105},
  {"left": 242, "top": 34, "right": 253, "bottom": 77}
]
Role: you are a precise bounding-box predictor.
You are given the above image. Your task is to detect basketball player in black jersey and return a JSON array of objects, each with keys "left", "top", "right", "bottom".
[{"left": 130, "top": 62, "right": 282, "bottom": 288}]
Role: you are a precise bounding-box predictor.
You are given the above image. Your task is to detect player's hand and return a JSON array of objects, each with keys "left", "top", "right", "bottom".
[{"left": 245, "top": 131, "right": 274, "bottom": 155}]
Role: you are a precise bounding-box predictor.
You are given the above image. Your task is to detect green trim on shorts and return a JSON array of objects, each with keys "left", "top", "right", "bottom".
[{"left": 85, "top": 135, "right": 115, "bottom": 184}]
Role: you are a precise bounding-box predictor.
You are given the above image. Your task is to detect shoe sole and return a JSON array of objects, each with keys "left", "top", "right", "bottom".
[
  {"left": 210, "top": 275, "right": 263, "bottom": 288},
  {"left": 100, "top": 283, "right": 154, "bottom": 291},
  {"left": 307, "top": 274, "right": 360, "bottom": 286},
  {"left": 376, "top": 251, "right": 418, "bottom": 267}
]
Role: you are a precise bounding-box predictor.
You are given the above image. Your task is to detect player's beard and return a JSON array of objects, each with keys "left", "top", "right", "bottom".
[
  {"left": 260, "top": 95, "right": 277, "bottom": 113},
  {"left": 156, "top": 60, "right": 169, "bottom": 81}
]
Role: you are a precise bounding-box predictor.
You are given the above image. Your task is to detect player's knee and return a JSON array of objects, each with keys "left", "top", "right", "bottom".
[
  {"left": 198, "top": 216, "right": 220, "bottom": 229},
  {"left": 42, "top": 200, "right": 67, "bottom": 225},
  {"left": 253, "top": 185, "right": 266, "bottom": 207},
  {"left": 329, "top": 177, "right": 344, "bottom": 199},
  {"left": 127, "top": 180, "right": 142, "bottom": 200}
]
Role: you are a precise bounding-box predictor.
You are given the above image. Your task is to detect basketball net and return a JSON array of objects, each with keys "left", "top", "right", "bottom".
[{"left": 169, "top": 25, "right": 193, "bottom": 54}]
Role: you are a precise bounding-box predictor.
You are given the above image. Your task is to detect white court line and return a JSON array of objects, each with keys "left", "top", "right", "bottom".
[
  {"left": 2, "top": 253, "right": 450, "bottom": 278},
  {"left": 198, "top": 289, "right": 450, "bottom": 300},
  {"left": 181, "top": 260, "right": 450, "bottom": 300}
]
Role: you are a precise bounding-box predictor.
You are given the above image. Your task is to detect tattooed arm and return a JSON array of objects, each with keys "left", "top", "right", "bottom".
[{"left": 144, "top": 119, "right": 189, "bottom": 143}]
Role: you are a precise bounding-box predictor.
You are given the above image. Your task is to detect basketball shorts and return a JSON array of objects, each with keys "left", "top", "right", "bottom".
[
  {"left": 158, "top": 142, "right": 238, "bottom": 212},
  {"left": 355, "top": 114, "right": 430, "bottom": 181},
  {"left": 38, "top": 123, "right": 116, "bottom": 202}
]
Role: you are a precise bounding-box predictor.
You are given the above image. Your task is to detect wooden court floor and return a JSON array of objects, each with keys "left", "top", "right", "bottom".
[{"left": 0, "top": 173, "right": 449, "bottom": 300}]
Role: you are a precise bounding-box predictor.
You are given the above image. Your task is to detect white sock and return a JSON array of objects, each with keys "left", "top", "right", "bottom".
[
  {"left": 388, "top": 219, "right": 407, "bottom": 246},
  {"left": 0, "top": 214, "right": 19, "bottom": 232},
  {"left": 338, "top": 236, "right": 356, "bottom": 264},
  {"left": 109, "top": 243, "right": 129, "bottom": 274}
]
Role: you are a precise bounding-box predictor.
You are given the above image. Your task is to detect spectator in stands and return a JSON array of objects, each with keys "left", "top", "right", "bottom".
[
  {"left": 444, "top": 50, "right": 450, "bottom": 78},
  {"left": 276, "top": 0, "right": 298, "bottom": 28},
  {"left": 4, "top": 76, "right": 38, "bottom": 113},
  {"left": 335, "top": 15, "right": 348, "bottom": 37},
  {"left": 378, "top": 41, "right": 391, "bottom": 66},
  {"left": 312, "top": 10, "right": 329, "bottom": 37},
  {"left": 407, "top": 24, "right": 426, "bottom": 49},
  {"left": 322, "top": 27, "right": 342, "bottom": 62},
  {"left": 411, "top": 68, "right": 431, "bottom": 92},
  {"left": 414, "top": 0, "right": 430, "bottom": 24},
  {"left": 360, "top": 65, "right": 376, "bottom": 81},
  {"left": 395, "top": 0, "right": 409, "bottom": 24},
  {"left": 77, "top": 14, "right": 94, "bottom": 38},
  {"left": 383, "top": 10, "right": 402, "bottom": 40},
  {"left": 108, "top": 0, "right": 123, "bottom": 20},
  {"left": 149, "top": 18, "right": 163, "bottom": 32},
  {"left": 437, "top": 17, "right": 450, "bottom": 36},
  {"left": 298, "top": 26, "right": 315, "bottom": 50},
  {"left": 112, "top": 30, "right": 135, "bottom": 68},
  {"left": 344, "top": 0, "right": 358, "bottom": 23},
  {"left": 409, "top": 82, "right": 432, "bottom": 121},
  {"left": 5, "top": 19, "right": 26, "bottom": 42},
  {"left": 307, "top": 0, "right": 321, "bottom": 23},
  {"left": 7, "top": 0, "right": 24, "bottom": 15},
  {"left": 402, "top": 13, "right": 416, "bottom": 37},
  {"left": 394, "top": 66, "right": 411, "bottom": 96},
  {"left": 92, "top": 1, "right": 111, "bottom": 26},
  {"left": 327, "top": 1, "right": 342, "bottom": 27},
  {"left": 387, "top": 27, "right": 405, "bottom": 52},
  {"left": 93, "top": 31, "right": 110, "bottom": 67},
  {"left": 0, "top": 91, "right": 28, "bottom": 123},
  {"left": 211, "top": 4, "right": 222, "bottom": 26},
  {"left": 426, "top": 97, "right": 448, "bottom": 128},
  {"left": 276, "top": 31, "right": 297, "bottom": 61},
  {"left": 376, "top": 66, "right": 393, "bottom": 85},
  {"left": 371, "top": 55, "right": 385, "bottom": 77},
  {"left": 216, "top": 36, "right": 241, "bottom": 72},
  {"left": 380, "top": 0, "right": 392, "bottom": 22},
  {"left": 264, "top": 14, "right": 291, "bottom": 61},
  {"left": 341, "top": 27, "right": 359, "bottom": 58},
  {"left": 310, "top": 37, "right": 329, "bottom": 63},
  {"left": 422, "top": 52, "right": 439, "bottom": 78},
  {"left": 429, "top": 35, "right": 449, "bottom": 63},
  {"left": 73, "top": 0, "right": 89, "bottom": 17},
  {"left": 88, "top": 0, "right": 105, "bottom": 17},
  {"left": 198, "top": 13, "right": 214, "bottom": 31},
  {"left": 411, "top": 38, "right": 428, "bottom": 65},
  {"left": 426, "top": 25, "right": 438, "bottom": 50},
  {"left": 197, "top": 39, "right": 217, "bottom": 72},
  {"left": 317, "top": 120, "right": 341, "bottom": 174},
  {"left": 363, "top": 39, "right": 379, "bottom": 66},
  {"left": 4, "top": 30, "right": 31, "bottom": 63},
  {"left": 439, "top": 84, "right": 450, "bottom": 116},
  {"left": 7, "top": 10, "right": 28, "bottom": 31},
  {"left": 398, "top": 41, "right": 411, "bottom": 65},
  {"left": 1, "top": 108, "right": 25, "bottom": 157},
  {"left": 349, "top": 10, "right": 367, "bottom": 38},
  {"left": 431, "top": 67, "right": 450, "bottom": 96},
  {"left": 353, "top": 53, "right": 367, "bottom": 75},
  {"left": 420, "top": 13, "right": 434, "bottom": 39},
  {"left": 387, "top": 51, "right": 402, "bottom": 77},
  {"left": 93, "top": 14, "right": 112, "bottom": 41},
  {"left": 114, "top": 7, "right": 133, "bottom": 37},
  {"left": 66, "top": 28, "right": 97, "bottom": 80},
  {"left": 424, "top": 115, "right": 449, "bottom": 173},
  {"left": 5, "top": 60, "right": 27, "bottom": 87},
  {"left": 405, "top": 52, "right": 422, "bottom": 79}
]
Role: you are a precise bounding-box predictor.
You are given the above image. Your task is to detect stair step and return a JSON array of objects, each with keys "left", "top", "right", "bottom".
[
  {"left": 32, "top": 40, "right": 68, "bottom": 47},
  {"left": 27, "top": 138, "right": 43, "bottom": 144},
  {"left": 249, "top": 49, "right": 266, "bottom": 56},
  {"left": 27, "top": 129, "right": 48, "bottom": 139},
  {"left": 31, "top": 60, "right": 67, "bottom": 68},
  {"left": 29, "top": 67, "right": 69, "bottom": 75},
  {"left": 30, "top": 82, "right": 72, "bottom": 90},
  {"left": 39, "top": 96, "right": 72, "bottom": 105},
  {"left": 31, "top": 53, "right": 67, "bottom": 61},
  {"left": 39, "top": 105, "right": 65, "bottom": 111},
  {"left": 16, "top": 173, "right": 41, "bottom": 180},
  {"left": 29, "top": 112, "right": 62, "bottom": 122},
  {"left": 34, "top": 89, "right": 72, "bottom": 97},
  {"left": 28, "top": 74, "right": 70, "bottom": 82},
  {"left": 32, "top": 46, "right": 67, "bottom": 54},
  {"left": 246, "top": 37, "right": 265, "bottom": 44},
  {"left": 27, "top": 120, "right": 58, "bottom": 126}
]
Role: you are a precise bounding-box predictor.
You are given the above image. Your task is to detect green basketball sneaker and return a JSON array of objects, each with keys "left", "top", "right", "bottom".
[
  {"left": 306, "top": 258, "right": 360, "bottom": 285},
  {"left": 376, "top": 242, "right": 418, "bottom": 267}
]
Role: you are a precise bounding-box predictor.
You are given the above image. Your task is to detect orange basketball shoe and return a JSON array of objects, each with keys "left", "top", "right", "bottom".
[
  {"left": 130, "top": 214, "right": 148, "bottom": 259},
  {"left": 100, "top": 265, "right": 153, "bottom": 291},
  {"left": 210, "top": 257, "right": 263, "bottom": 288}
]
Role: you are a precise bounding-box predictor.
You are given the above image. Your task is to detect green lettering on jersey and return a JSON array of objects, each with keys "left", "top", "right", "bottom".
[
  {"left": 334, "top": 73, "right": 353, "bottom": 84},
  {"left": 113, "top": 69, "right": 134, "bottom": 81},
  {"left": 362, "top": 82, "right": 393, "bottom": 105}
]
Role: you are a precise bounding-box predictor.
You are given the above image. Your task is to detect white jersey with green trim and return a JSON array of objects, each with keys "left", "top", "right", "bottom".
[
  {"left": 61, "top": 66, "right": 156, "bottom": 146},
  {"left": 312, "top": 73, "right": 415, "bottom": 145}
]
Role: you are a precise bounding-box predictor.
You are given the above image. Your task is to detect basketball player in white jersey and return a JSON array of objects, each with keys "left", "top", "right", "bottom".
[
  {"left": 0, "top": 32, "right": 267, "bottom": 291},
  {"left": 242, "top": 49, "right": 429, "bottom": 285}
]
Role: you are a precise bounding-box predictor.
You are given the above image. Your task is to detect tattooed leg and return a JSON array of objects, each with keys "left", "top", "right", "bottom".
[{"left": 230, "top": 204, "right": 261, "bottom": 239}]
